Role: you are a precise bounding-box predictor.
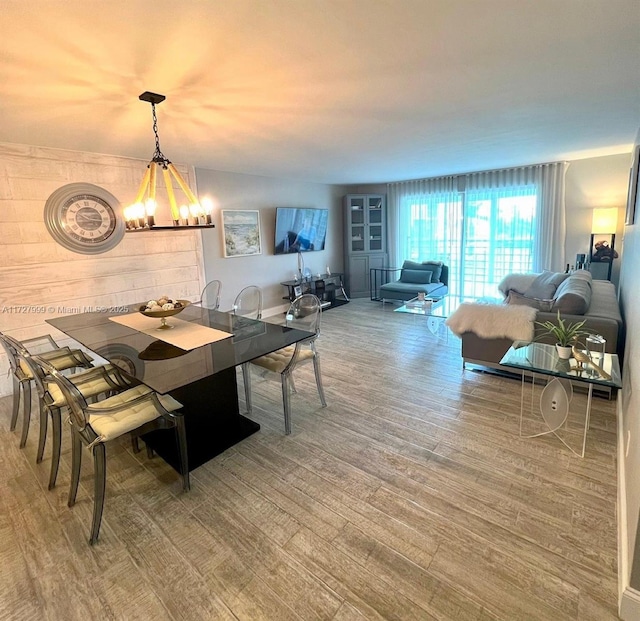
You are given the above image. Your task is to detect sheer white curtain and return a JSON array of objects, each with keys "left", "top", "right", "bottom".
[
  {"left": 466, "top": 162, "right": 568, "bottom": 273},
  {"left": 387, "top": 162, "right": 569, "bottom": 297}
]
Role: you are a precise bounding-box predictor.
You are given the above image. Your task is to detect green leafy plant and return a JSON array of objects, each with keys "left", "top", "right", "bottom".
[{"left": 536, "top": 311, "right": 587, "bottom": 347}]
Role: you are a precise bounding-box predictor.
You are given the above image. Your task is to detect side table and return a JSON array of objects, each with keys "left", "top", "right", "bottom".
[{"left": 500, "top": 342, "right": 621, "bottom": 457}]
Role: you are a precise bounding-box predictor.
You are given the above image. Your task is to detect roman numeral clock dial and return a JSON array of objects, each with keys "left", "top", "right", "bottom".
[{"left": 44, "top": 183, "right": 125, "bottom": 254}]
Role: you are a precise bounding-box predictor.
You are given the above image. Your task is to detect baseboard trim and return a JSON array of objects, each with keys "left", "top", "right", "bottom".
[
  {"left": 617, "top": 395, "right": 636, "bottom": 619},
  {"left": 620, "top": 587, "right": 640, "bottom": 620}
]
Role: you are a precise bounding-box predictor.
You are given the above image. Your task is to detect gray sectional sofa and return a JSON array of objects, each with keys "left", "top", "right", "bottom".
[
  {"left": 460, "top": 269, "right": 623, "bottom": 371},
  {"left": 379, "top": 260, "right": 449, "bottom": 302}
]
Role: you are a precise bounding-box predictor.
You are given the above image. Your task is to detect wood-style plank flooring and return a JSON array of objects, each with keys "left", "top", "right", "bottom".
[{"left": 0, "top": 299, "right": 619, "bottom": 620}]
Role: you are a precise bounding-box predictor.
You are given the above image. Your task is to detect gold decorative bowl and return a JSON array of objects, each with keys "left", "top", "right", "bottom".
[{"left": 139, "top": 300, "right": 190, "bottom": 329}]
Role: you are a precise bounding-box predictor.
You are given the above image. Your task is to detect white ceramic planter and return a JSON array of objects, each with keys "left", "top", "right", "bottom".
[{"left": 556, "top": 344, "right": 573, "bottom": 359}]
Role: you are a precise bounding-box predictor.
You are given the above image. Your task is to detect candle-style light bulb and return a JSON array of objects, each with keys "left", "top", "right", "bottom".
[
  {"left": 179, "top": 204, "right": 189, "bottom": 226},
  {"left": 144, "top": 199, "right": 156, "bottom": 227},
  {"left": 201, "top": 197, "right": 213, "bottom": 224}
]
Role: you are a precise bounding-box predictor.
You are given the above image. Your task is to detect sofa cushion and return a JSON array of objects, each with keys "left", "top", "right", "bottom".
[
  {"left": 421, "top": 261, "right": 443, "bottom": 283},
  {"left": 524, "top": 271, "right": 568, "bottom": 299},
  {"left": 400, "top": 260, "right": 442, "bottom": 284},
  {"left": 498, "top": 273, "right": 538, "bottom": 297},
  {"left": 400, "top": 269, "right": 432, "bottom": 285},
  {"left": 552, "top": 275, "right": 592, "bottom": 315},
  {"left": 506, "top": 290, "right": 554, "bottom": 311}
]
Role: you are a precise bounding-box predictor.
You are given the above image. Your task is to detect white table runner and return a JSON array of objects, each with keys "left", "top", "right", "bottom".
[{"left": 109, "top": 313, "right": 233, "bottom": 351}]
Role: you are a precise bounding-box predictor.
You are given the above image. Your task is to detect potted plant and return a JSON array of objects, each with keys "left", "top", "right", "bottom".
[{"left": 536, "top": 311, "right": 587, "bottom": 359}]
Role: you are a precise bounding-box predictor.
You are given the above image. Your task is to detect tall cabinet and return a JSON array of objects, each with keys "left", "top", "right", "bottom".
[{"left": 343, "top": 194, "right": 387, "bottom": 298}]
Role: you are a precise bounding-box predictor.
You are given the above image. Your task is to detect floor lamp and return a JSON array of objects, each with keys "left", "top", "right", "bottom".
[{"left": 589, "top": 208, "right": 618, "bottom": 281}]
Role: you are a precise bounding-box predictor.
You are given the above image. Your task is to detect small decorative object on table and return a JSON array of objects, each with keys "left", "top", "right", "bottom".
[
  {"left": 535, "top": 311, "right": 587, "bottom": 360},
  {"left": 139, "top": 297, "right": 190, "bottom": 330}
]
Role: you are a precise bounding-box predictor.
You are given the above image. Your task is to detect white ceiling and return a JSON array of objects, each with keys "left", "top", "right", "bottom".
[{"left": 1, "top": 0, "right": 638, "bottom": 184}]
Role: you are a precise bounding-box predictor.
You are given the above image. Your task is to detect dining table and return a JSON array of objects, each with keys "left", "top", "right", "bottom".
[{"left": 46, "top": 303, "right": 314, "bottom": 473}]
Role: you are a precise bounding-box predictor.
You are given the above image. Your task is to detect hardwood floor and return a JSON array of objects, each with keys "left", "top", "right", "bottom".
[{"left": 0, "top": 299, "right": 619, "bottom": 620}]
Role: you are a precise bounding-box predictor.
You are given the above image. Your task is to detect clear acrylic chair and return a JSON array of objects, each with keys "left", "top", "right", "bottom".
[
  {"left": 34, "top": 355, "right": 190, "bottom": 545},
  {"left": 241, "top": 294, "right": 327, "bottom": 434},
  {"left": 0, "top": 332, "right": 94, "bottom": 447},
  {"left": 200, "top": 279, "right": 222, "bottom": 310},
  {"left": 232, "top": 285, "right": 263, "bottom": 319},
  {"left": 20, "top": 350, "right": 130, "bottom": 490}
]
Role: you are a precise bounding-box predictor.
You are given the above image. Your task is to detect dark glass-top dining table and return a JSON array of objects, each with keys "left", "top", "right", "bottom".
[{"left": 47, "top": 304, "right": 313, "bottom": 472}]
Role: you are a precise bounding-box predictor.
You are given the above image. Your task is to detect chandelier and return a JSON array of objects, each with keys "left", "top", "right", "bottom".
[{"left": 124, "top": 91, "right": 214, "bottom": 231}]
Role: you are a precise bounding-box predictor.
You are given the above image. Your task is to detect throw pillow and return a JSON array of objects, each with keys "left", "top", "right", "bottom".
[
  {"left": 524, "top": 271, "right": 568, "bottom": 300},
  {"left": 421, "top": 260, "right": 443, "bottom": 283},
  {"left": 507, "top": 290, "right": 554, "bottom": 311},
  {"left": 552, "top": 276, "right": 591, "bottom": 315},
  {"left": 400, "top": 269, "right": 432, "bottom": 285}
]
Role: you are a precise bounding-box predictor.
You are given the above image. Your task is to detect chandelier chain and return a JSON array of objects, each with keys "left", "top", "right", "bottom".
[{"left": 150, "top": 103, "right": 170, "bottom": 166}]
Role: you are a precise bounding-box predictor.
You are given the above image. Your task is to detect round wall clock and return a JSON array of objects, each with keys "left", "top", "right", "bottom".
[{"left": 44, "top": 182, "right": 125, "bottom": 254}]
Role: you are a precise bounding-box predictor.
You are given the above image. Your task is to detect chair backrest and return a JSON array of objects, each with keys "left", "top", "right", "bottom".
[
  {"left": 285, "top": 294, "right": 321, "bottom": 339},
  {"left": 31, "top": 355, "right": 90, "bottom": 432},
  {"left": 233, "top": 285, "right": 263, "bottom": 320},
  {"left": 200, "top": 279, "right": 222, "bottom": 310},
  {"left": 0, "top": 332, "right": 21, "bottom": 377}
]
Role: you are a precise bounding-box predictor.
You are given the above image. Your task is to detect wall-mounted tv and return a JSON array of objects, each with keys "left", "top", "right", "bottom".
[{"left": 274, "top": 207, "right": 329, "bottom": 254}]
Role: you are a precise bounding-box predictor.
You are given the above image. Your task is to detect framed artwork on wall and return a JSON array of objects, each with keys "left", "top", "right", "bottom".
[
  {"left": 625, "top": 138, "right": 640, "bottom": 226},
  {"left": 221, "top": 210, "right": 262, "bottom": 258}
]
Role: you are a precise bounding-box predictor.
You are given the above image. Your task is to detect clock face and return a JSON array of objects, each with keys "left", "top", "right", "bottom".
[
  {"left": 61, "top": 194, "right": 117, "bottom": 244},
  {"left": 44, "top": 183, "right": 125, "bottom": 254}
]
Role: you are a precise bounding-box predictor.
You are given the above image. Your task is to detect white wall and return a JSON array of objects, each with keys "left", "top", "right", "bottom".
[
  {"left": 194, "top": 168, "right": 347, "bottom": 313},
  {"left": 0, "top": 142, "right": 206, "bottom": 397},
  {"left": 618, "top": 222, "right": 640, "bottom": 617}
]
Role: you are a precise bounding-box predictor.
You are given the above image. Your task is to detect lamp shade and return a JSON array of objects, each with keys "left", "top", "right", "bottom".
[{"left": 591, "top": 208, "right": 618, "bottom": 233}]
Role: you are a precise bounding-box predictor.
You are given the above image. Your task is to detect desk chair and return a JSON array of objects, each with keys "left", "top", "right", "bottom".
[
  {"left": 232, "top": 285, "right": 262, "bottom": 320},
  {"left": 35, "top": 356, "right": 190, "bottom": 545},
  {"left": 200, "top": 279, "right": 222, "bottom": 310},
  {"left": 241, "top": 294, "right": 327, "bottom": 434},
  {"left": 0, "top": 332, "right": 94, "bottom": 447}
]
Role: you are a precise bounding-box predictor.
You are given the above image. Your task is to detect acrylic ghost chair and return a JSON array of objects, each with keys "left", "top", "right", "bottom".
[
  {"left": 34, "top": 355, "right": 190, "bottom": 545},
  {"left": 0, "top": 331, "right": 94, "bottom": 448},
  {"left": 199, "top": 279, "right": 222, "bottom": 310},
  {"left": 241, "top": 294, "right": 327, "bottom": 434},
  {"left": 17, "top": 347, "right": 131, "bottom": 491},
  {"left": 232, "top": 285, "right": 263, "bottom": 320}
]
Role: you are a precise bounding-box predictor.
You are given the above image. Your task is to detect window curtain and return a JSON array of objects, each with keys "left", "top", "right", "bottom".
[
  {"left": 387, "top": 161, "right": 568, "bottom": 296},
  {"left": 466, "top": 161, "right": 568, "bottom": 273}
]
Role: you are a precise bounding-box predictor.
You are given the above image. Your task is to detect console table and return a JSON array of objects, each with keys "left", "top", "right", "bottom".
[{"left": 280, "top": 273, "right": 349, "bottom": 310}]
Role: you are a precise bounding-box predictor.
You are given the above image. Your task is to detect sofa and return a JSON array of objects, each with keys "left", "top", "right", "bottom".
[
  {"left": 378, "top": 260, "right": 449, "bottom": 302},
  {"left": 453, "top": 269, "right": 623, "bottom": 370}
]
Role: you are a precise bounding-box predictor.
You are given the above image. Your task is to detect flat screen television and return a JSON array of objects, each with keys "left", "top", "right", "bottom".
[{"left": 274, "top": 207, "right": 329, "bottom": 254}]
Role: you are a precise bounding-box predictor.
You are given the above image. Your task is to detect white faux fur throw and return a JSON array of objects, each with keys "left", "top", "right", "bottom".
[
  {"left": 497, "top": 272, "right": 539, "bottom": 297},
  {"left": 445, "top": 303, "right": 537, "bottom": 341}
]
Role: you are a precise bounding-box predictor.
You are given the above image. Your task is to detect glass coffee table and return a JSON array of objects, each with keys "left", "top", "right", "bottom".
[
  {"left": 394, "top": 294, "right": 455, "bottom": 335},
  {"left": 500, "top": 342, "right": 621, "bottom": 457}
]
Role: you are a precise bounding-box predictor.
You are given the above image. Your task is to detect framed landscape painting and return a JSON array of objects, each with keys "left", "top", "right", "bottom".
[{"left": 221, "top": 210, "right": 262, "bottom": 258}]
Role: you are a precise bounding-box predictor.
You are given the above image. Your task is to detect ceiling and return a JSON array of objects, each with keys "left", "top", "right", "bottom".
[{"left": 1, "top": 0, "right": 638, "bottom": 184}]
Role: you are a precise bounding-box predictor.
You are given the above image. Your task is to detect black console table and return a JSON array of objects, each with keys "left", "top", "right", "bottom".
[{"left": 280, "top": 273, "right": 349, "bottom": 310}]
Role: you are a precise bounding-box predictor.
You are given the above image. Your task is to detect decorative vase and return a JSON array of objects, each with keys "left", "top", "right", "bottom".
[{"left": 556, "top": 344, "right": 573, "bottom": 359}]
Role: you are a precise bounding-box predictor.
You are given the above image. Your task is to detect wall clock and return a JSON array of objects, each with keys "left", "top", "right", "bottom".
[{"left": 44, "top": 182, "right": 125, "bottom": 254}]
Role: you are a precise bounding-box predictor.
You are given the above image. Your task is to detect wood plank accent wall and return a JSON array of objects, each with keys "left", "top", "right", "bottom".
[{"left": 0, "top": 142, "right": 206, "bottom": 396}]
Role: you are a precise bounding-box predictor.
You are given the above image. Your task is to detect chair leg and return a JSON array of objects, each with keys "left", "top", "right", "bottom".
[
  {"left": 47, "top": 408, "right": 62, "bottom": 490},
  {"left": 68, "top": 430, "right": 82, "bottom": 507},
  {"left": 282, "top": 374, "right": 292, "bottom": 435},
  {"left": 242, "top": 363, "right": 253, "bottom": 415},
  {"left": 313, "top": 354, "right": 327, "bottom": 408},
  {"left": 10, "top": 376, "right": 20, "bottom": 431},
  {"left": 89, "top": 443, "right": 107, "bottom": 545},
  {"left": 289, "top": 375, "right": 297, "bottom": 394},
  {"left": 19, "top": 382, "right": 32, "bottom": 448},
  {"left": 174, "top": 415, "right": 190, "bottom": 492},
  {"left": 146, "top": 444, "right": 154, "bottom": 459},
  {"left": 131, "top": 436, "right": 141, "bottom": 453},
  {"left": 36, "top": 400, "right": 48, "bottom": 463}
]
